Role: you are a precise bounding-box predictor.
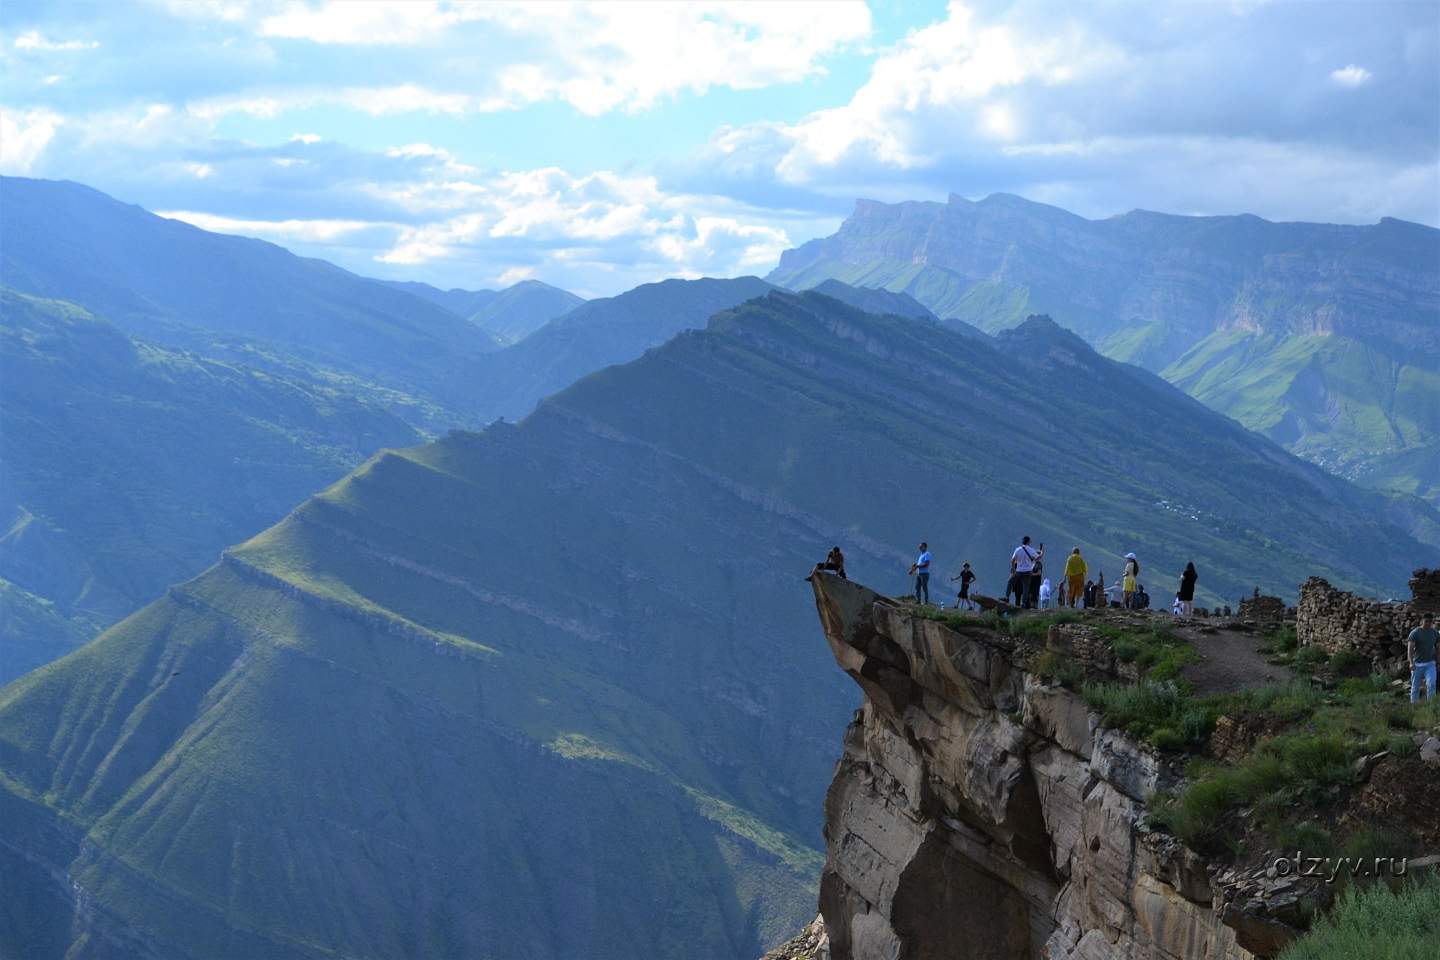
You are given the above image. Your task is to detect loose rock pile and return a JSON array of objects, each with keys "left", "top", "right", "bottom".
[
  {"left": 1409, "top": 568, "right": 1440, "bottom": 613},
  {"left": 1237, "top": 594, "right": 1287, "bottom": 625}
]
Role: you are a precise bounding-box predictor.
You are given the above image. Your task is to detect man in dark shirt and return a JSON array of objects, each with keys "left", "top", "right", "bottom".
[
  {"left": 1408, "top": 612, "right": 1438, "bottom": 703},
  {"left": 951, "top": 563, "right": 976, "bottom": 610}
]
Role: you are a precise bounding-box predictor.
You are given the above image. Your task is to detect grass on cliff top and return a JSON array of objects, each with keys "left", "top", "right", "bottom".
[
  {"left": 1146, "top": 682, "right": 1440, "bottom": 855},
  {"left": 1278, "top": 873, "right": 1440, "bottom": 960},
  {"left": 915, "top": 607, "right": 1081, "bottom": 644}
]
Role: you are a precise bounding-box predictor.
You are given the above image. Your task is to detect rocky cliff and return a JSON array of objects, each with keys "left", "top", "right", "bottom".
[{"left": 802, "top": 574, "right": 1269, "bottom": 960}]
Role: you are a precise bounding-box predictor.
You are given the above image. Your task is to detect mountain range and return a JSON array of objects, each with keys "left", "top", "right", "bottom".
[
  {"left": 0, "top": 289, "right": 421, "bottom": 683},
  {"left": 383, "top": 278, "right": 585, "bottom": 345},
  {"left": 3, "top": 286, "right": 1434, "bottom": 960},
  {"left": 0, "top": 177, "right": 500, "bottom": 431},
  {"left": 769, "top": 192, "right": 1440, "bottom": 506}
]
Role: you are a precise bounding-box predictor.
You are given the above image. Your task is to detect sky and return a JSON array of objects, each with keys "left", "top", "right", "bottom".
[{"left": 1, "top": 0, "right": 1436, "bottom": 297}]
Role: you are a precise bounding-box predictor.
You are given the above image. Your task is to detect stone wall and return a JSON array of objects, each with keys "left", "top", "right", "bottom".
[
  {"left": 807, "top": 575, "right": 1273, "bottom": 960},
  {"left": 1296, "top": 576, "right": 1430, "bottom": 669}
]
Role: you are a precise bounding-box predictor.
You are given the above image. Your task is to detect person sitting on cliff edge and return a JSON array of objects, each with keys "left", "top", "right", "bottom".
[
  {"left": 1408, "top": 611, "right": 1438, "bottom": 704},
  {"left": 808, "top": 546, "right": 847, "bottom": 581}
]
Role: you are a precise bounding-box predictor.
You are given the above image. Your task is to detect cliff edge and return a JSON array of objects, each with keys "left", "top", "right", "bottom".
[{"left": 804, "top": 575, "right": 1269, "bottom": 960}]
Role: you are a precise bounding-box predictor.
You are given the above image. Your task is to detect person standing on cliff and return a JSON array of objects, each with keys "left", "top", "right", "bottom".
[
  {"left": 1029, "top": 545, "right": 1045, "bottom": 611},
  {"left": 1011, "top": 536, "right": 1041, "bottom": 609},
  {"left": 951, "top": 562, "right": 976, "bottom": 610},
  {"left": 911, "top": 542, "right": 932, "bottom": 605},
  {"left": 1176, "top": 562, "right": 1198, "bottom": 617},
  {"left": 1122, "top": 553, "right": 1141, "bottom": 609},
  {"left": 1063, "top": 547, "right": 1087, "bottom": 609},
  {"left": 1408, "top": 612, "right": 1438, "bottom": 703}
]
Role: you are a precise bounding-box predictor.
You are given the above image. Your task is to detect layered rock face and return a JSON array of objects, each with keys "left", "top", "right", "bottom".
[{"left": 808, "top": 574, "right": 1254, "bottom": 960}]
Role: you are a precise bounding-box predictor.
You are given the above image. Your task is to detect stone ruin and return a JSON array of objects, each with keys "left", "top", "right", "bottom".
[
  {"left": 1237, "top": 592, "right": 1287, "bottom": 625},
  {"left": 1410, "top": 568, "right": 1440, "bottom": 612},
  {"left": 1296, "top": 568, "right": 1437, "bottom": 672}
]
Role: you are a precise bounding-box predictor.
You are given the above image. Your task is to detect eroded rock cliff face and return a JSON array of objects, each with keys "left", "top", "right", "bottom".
[{"left": 807, "top": 574, "right": 1255, "bottom": 960}]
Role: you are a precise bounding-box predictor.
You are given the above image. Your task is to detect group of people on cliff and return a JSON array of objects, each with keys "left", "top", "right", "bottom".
[
  {"left": 808, "top": 541, "right": 1439, "bottom": 708},
  {"left": 985, "top": 540, "right": 1196, "bottom": 614},
  {"left": 813, "top": 539, "right": 1199, "bottom": 616}
]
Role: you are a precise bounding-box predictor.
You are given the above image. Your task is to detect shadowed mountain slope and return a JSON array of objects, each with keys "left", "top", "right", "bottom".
[
  {"left": 468, "top": 275, "right": 776, "bottom": 421},
  {"left": 769, "top": 193, "right": 1440, "bottom": 504},
  {"left": 0, "top": 289, "right": 421, "bottom": 683},
  {"left": 0, "top": 177, "right": 499, "bottom": 428},
  {"left": 468, "top": 279, "right": 585, "bottom": 343},
  {"left": 1, "top": 291, "right": 1433, "bottom": 960},
  {"left": 380, "top": 278, "right": 584, "bottom": 344}
]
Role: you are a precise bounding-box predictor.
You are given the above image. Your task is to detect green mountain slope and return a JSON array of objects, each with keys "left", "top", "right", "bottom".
[
  {"left": 468, "top": 279, "right": 585, "bottom": 344},
  {"left": 380, "top": 279, "right": 500, "bottom": 320},
  {"left": 768, "top": 193, "right": 1440, "bottom": 505},
  {"left": 469, "top": 276, "right": 776, "bottom": 421},
  {"left": 380, "top": 278, "right": 585, "bottom": 344},
  {"left": 0, "top": 289, "right": 421, "bottom": 683},
  {"left": 1164, "top": 330, "right": 1440, "bottom": 503},
  {"left": 0, "top": 177, "right": 500, "bottom": 429},
  {"left": 1, "top": 291, "right": 1433, "bottom": 960}
]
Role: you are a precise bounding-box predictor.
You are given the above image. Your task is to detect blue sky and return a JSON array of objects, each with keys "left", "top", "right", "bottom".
[{"left": 2, "top": 1, "right": 1436, "bottom": 297}]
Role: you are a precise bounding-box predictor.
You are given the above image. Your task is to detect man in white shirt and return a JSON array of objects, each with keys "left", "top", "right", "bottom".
[
  {"left": 1010, "top": 536, "right": 1042, "bottom": 609},
  {"left": 912, "top": 542, "right": 932, "bottom": 605}
]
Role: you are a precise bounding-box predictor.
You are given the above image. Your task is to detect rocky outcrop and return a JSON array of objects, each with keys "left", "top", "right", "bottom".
[{"left": 807, "top": 574, "right": 1267, "bottom": 960}]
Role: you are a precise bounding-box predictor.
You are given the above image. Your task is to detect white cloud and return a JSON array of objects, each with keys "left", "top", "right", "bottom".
[
  {"left": 0, "top": 107, "right": 63, "bottom": 172},
  {"left": 188, "top": 84, "right": 485, "bottom": 122},
  {"left": 653, "top": 217, "right": 790, "bottom": 276},
  {"left": 759, "top": 2, "right": 1121, "bottom": 180},
  {"left": 185, "top": 162, "right": 215, "bottom": 178},
  {"left": 191, "top": 1, "right": 871, "bottom": 115},
  {"left": 157, "top": 210, "right": 378, "bottom": 243},
  {"left": 13, "top": 31, "right": 100, "bottom": 51},
  {"left": 42, "top": 75, "right": 65, "bottom": 86},
  {"left": 258, "top": 1, "right": 452, "bottom": 45},
  {"left": 289, "top": 132, "right": 321, "bottom": 143},
  {"left": 1330, "top": 64, "right": 1372, "bottom": 88},
  {"left": 370, "top": 165, "right": 791, "bottom": 285},
  {"left": 472, "top": 2, "right": 873, "bottom": 115},
  {"left": 496, "top": 265, "right": 535, "bottom": 285}
]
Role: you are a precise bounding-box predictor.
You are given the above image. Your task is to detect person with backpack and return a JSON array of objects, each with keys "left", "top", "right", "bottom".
[
  {"left": 1063, "top": 547, "right": 1088, "bottom": 609},
  {"left": 1011, "top": 536, "right": 1042, "bottom": 609},
  {"left": 951, "top": 562, "right": 977, "bottom": 610},
  {"left": 910, "top": 542, "right": 932, "bottom": 605},
  {"left": 1122, "top": 553, "right": 1140, "bottom": 609},
  {"left": 1176, "top": 562, "right": 1197, "bottom": 617}
]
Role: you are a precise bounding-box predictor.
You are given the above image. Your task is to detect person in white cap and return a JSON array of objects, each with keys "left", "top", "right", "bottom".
[{"left": 1121, "top": 552, "right": 1140, "bottom": 609}]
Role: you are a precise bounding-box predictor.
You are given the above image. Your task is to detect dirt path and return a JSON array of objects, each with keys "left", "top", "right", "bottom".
[{"left": 1172, "top": 620, "right": 1289, "bottom": 696}]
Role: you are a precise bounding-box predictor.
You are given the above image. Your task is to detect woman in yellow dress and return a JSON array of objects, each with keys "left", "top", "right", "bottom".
[{"left": 1121, "top": 552, "right": 1140, "bottom": 609}]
